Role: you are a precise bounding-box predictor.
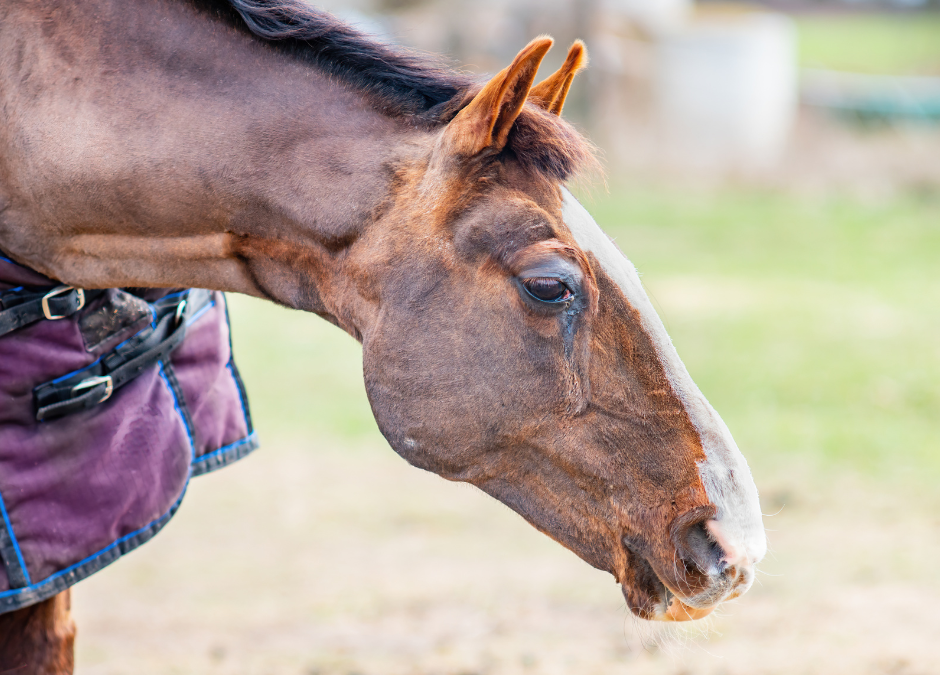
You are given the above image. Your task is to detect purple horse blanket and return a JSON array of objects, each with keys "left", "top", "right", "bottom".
[{"left": 0, "top": 254, "right": 258, "bottom": 613}]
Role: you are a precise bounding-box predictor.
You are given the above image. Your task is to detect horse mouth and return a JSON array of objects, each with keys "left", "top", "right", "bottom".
[
  {"left": 621, "top": 545, "right": 718, "bottom": 622},
  {"left": 657, "top": 584, "right": 717, "bottom": 622}
]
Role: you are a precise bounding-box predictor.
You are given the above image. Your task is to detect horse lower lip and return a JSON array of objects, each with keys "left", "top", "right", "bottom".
[
  {"left": 660, "top": 595, "right": 716, "bottom": 622},
  {"left": 652, "top": 573, "right": 717, "bottom": 621},
  {"left": 655, "top": 574, "right": 726, "bottom": 621},
  {"left": 622, "top": 543, "right": 719, "bottom": 622}
]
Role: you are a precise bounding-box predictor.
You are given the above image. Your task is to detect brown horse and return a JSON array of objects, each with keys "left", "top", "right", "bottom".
[{"left": 0, "top": 0, "right": 766, "bottom": 671}]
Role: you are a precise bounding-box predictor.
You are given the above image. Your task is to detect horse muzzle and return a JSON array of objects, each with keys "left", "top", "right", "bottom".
[
  {"left": 655, "top": 558, "right": 756, "bottom": 622},
  {"left": 622, "top": 516, "right": 762, "bottom": 622}
]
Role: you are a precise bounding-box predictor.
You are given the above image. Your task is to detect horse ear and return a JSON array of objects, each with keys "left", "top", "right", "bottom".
[
  {"left": 528, "top": 40, "right": 587, "bottom": 116},
  {"left": 447, "top": 37, "right": 553, "bottom": 155}
]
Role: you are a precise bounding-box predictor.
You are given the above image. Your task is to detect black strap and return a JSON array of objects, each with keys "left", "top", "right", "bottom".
[
  {"left": 0, "top": 286, "right": 101, "bottom": 338},
  {"left": 33, "top": 290, "right": 211, "bottom": 421}
]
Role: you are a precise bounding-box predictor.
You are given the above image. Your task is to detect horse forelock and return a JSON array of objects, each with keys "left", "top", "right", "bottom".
[{"left": 504, "top": 104, "right": 597, "bottom": 182}]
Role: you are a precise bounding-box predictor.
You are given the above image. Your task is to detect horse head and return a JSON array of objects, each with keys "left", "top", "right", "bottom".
[{"left": 355, "top": 38, "right": 766, "bottom": 621}]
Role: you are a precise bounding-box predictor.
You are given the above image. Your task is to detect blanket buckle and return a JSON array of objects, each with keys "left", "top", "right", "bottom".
[
  {"left": 72, "top": 375, "right": 113, "bottom": 404},
  {"left": 42, "top": 286, "right": 85, "bottom": 320}
]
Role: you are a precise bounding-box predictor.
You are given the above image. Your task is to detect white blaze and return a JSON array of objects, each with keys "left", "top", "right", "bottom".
[{"left": 560, "top": 188, "right": 766, "bottom": 566}]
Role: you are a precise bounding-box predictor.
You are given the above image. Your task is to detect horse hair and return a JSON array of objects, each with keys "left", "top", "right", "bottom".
[{"left": 194, "top": 0, "right": 594, "bottom": 181}]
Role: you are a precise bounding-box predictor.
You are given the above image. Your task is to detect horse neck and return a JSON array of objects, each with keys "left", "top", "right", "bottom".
[{"left": 0, "top": 0, "right": 420, "bottom": 335}]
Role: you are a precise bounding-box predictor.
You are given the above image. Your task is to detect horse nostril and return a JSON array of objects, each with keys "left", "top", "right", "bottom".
[{"left": 676, "top": 520, "right": 726, "bottom": 578}]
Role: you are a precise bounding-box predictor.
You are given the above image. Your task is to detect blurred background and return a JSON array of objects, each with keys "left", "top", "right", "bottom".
[{"left": 75, "top": 1, "right": 940, "bottom": 673}]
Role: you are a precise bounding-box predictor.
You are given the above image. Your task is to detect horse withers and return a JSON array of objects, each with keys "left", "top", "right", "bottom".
[{"left": 0, "top": 0, "right": 766, "bottom": 670}]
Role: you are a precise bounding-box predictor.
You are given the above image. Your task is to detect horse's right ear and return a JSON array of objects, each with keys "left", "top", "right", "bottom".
[{"left": 446, "top": 37, "right": 553, "bottom": 156}]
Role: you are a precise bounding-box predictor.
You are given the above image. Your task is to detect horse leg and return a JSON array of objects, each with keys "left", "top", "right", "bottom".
[{"left": 0, "top": 591, "right": 75, "bottom": 675}]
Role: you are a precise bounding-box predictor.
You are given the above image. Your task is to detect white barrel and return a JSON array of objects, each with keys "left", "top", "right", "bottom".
[{"left": 655, "top": 13, "right": 798, "bottom": 169}]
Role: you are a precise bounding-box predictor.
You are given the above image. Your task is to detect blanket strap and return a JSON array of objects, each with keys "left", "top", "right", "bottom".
[
  {"left": 0, "top": 286, "right": 104, "bottom": 338},
  {"left": 33, "top": 290, "right": 210, "bottom": 421}
]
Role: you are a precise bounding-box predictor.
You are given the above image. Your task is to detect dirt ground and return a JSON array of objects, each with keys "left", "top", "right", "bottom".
[{"left": 71, "top": 437, "right": 940, "bottom": 675}]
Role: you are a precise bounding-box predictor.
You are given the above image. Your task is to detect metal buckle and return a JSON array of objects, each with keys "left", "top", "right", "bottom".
[
  {"left": 174, "top": 299, "right": 187, "bottom": 327},
  {"left": 72, "top": 375, "right": 113, "bottom": 404},
  {"left": 42, "top": 286, "right": 85, "bottom": 320}
]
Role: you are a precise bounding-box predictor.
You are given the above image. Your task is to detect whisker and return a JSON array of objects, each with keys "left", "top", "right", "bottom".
[{"left": 755, "top": 568, "right": 782, "bottom": 577}]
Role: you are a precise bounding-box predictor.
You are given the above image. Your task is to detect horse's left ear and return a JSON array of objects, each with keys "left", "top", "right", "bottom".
[
  {"left": 447, "top": 37, "right": 553, "bottom": 156},
  {"left": 528, "top": 40, "right": 587, "bottom": 116}
]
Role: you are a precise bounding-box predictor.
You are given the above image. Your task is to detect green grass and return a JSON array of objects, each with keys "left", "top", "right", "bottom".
[
  {"left": 227, "top": 186, "right": 940, "bottom": 490},
  {"left": 583, "top": 187, "right": 940, "bottom": 485},
  {"left": 226, "top": 295, "right": 376, "bottom": 442},
  {"left": 797, "top": 14, "right": 940, "bottom": 75}
]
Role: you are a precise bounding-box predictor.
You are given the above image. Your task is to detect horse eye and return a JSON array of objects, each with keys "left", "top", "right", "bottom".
[{"left": 522, "top": 277, "right": 572, "bottom": 303}]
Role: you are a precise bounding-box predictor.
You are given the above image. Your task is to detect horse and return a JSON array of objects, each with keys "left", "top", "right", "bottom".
[{"left": 0, "top": 0, "right": 766, "bottom": 671}]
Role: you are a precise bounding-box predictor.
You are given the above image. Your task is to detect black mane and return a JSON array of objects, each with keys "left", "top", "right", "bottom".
[
  {"left": 194, "top": 0, "right": 472, "bottom": 116},
  {"left": 195, "top": 0, "right": 593, "bottom": 180}
]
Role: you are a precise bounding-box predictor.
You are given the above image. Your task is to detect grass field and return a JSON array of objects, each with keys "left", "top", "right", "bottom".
[
  {"left": 797, "top": 13, "right": 940, "bottom": 75},
  {"left": 72, "top": 185, "right": 940, "bottom": 674}
]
